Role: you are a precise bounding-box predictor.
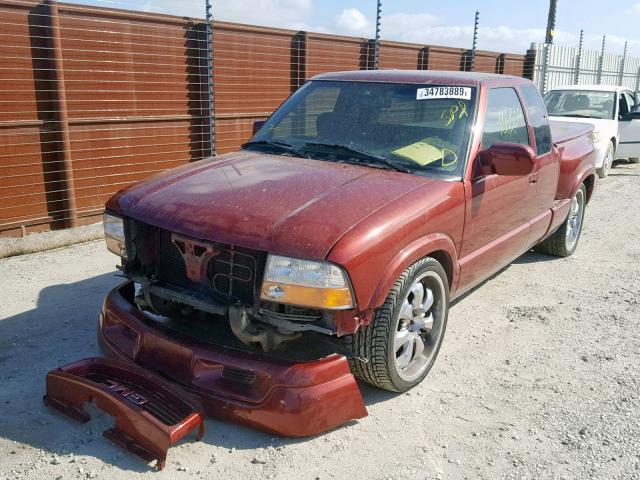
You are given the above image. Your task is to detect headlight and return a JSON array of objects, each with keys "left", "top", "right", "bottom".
[
  {"left": 260, "top": 255, "right": 354, "bottom": 310},
  {"left": 103, "top": 212, "right": 127, "bottom": 259},
  {"left": 592, "top": 130, "right": 600, "bottom": 144}
]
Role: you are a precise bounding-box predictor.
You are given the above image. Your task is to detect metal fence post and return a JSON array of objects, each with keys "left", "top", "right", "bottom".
[
  {"left": 470, "top": 10, "right": 479, "bottom": 72},
  {"left": 291, "top": 31, "right": 307, "bottom": 92},
  {"left": 619, "top": 40, "right": 628, "bottom": 86},
  {"left": 373, "top": 0, "right": 381, "bottom": 69},
  {"left": 541, "top": 43, "right": 550, "bottom": 94},
  {"left": 574, "top": 29, "right": 583, "bottom": 84},
  {"left": 418, "top": 47, "right": 429, "bottom": 70},
  {"left": 47, "top": 0, "right": 77, "bottom": 227},
  {"left": 597, "top": 35, "right": 605, "bottom": 85},
  {"left": 524, "top": 47, "right": 537, "bottom": 81},
  {"left": 205, "top": 0, "right": 215, "bottom": 156}
]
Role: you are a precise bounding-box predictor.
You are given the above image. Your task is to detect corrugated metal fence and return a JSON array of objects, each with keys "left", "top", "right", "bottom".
[
  {"left": 0, "top": 0, "right": 536, "bottom": 237},
  {"left": 533, "top": 42, "right": 640, "bottom": 93}
]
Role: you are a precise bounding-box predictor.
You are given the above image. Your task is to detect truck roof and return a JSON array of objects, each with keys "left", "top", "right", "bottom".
[{"left": 311, "top": 70, "right": 530, "bottom": 86}]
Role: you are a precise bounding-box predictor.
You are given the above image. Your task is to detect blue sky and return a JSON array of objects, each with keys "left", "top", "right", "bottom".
[{"left": 65, "top": 0, "right": 640, "bottom": 56}]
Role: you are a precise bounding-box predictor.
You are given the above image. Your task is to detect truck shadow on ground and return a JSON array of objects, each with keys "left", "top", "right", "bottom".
[
  {"left": 512, "top": 250, "right": 556, "bottom": 265},
  {"left": 0, "top": 271, "right": 154, "bottom": 470},
  {"left": 0, "top": 270, "right": 400, "bottom": 470},
  {"left": 0, "top": 247, "right": 566, "bottom": 470}
]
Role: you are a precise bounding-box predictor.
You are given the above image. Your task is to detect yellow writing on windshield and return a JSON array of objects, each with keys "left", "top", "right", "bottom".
[{"left": 440, "top": 101, "right": 469, "bottom": 127}]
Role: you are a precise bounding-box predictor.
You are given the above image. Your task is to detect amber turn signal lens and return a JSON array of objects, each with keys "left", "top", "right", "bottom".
[
  {"left": 103, "top": 212, "right": 127, "bottom": 259},
  {"left": 105, "top": 235, "right": 127, "bottom": 259},
  {"left": 261, "top": 281, "right": 354, "bottom": 310}
]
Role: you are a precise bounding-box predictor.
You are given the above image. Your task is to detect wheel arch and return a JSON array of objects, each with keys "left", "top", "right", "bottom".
[
  {"left": 428, "top": 250, "right": 454, "bottom": 290},
  {"left": 582, "top": 173, "right": 596, "bottom": 204},
  {"left": 367, "top": 233, "right": 458, "bottom": 312}
]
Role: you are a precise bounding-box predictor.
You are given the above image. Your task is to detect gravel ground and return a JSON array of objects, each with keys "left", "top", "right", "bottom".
[{"left": 1, "top": 161, "right": 639, "bottom": 480}]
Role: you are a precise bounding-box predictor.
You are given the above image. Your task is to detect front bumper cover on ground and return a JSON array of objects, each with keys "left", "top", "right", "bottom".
[
  {"left": 43, "top": 357, "right": 205, "bottom": 470},
  {"left": 44, "top": 281, "right": 367, "bottom": 467}
]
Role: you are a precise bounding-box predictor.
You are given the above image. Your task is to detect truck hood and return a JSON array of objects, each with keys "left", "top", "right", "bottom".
[{"left": 107, "top": 151, "right": 430, "bottom": 259}]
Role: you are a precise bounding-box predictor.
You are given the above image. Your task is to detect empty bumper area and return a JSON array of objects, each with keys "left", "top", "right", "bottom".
[{"left": 98, "top": 281, "right": 368, "bottom": 438}]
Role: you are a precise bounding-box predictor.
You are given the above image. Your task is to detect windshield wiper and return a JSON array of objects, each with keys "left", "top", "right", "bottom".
[
  {"left": 242, "top": 140, "right": 299, "bottom": 154},
  {"left": 559, "top": 114, "right": 594, "bottom": 118},
  {"left": 301, "top": 142, "right": 412, "bottom": 174}
]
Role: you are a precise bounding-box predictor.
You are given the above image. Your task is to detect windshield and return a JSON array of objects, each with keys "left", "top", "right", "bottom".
[
  {"left": 245, "top": 80, "right": 478, "bottom": 179},
  {"left": 543, "top": 89, "right": 615, "bottom": 120}
]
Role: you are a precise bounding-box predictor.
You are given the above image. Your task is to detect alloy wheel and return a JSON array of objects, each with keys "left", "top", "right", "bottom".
[
  {"left": 394, "top": 271, "right": 446, "bottom": 382},
  {"left": 566, "top": 188, "right": 585, "bottom": 251}
]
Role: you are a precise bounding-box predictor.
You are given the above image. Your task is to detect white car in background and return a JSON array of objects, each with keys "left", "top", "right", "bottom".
[{"left": 544, "top": 85, "right": 640, "bottom": 178}]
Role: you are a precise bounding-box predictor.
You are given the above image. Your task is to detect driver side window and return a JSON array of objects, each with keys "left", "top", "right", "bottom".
[{"left": 481, "top": 88, "right": 530, "bottom": 149}]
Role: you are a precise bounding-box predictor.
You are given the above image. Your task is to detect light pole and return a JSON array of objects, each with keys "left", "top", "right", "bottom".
[{"left": 545, "top": 0, "right": 557, "bottom": 44}]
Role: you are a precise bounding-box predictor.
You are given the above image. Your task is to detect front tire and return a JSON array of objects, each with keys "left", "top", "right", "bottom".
[
  {"left": 596, "top": 141, "right": 614, "bottom": 178},
  {"left": 535, "top": 184, "right": 586, "bottom": 257},
  {"left": 343, "top": 257, "right": 449, "bottom": 392}
]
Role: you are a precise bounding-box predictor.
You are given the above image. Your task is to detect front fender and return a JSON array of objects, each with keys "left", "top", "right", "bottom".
[
  {"left": 368, "top": 233, "right": 459, "bottom": 312},
  {"left": 327, "top": 180, "right": 466, "bottom": 336}
]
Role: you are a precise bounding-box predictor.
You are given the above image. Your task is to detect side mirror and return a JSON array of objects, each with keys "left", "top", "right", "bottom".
[
  {"left": 622, "top": 111, "right": 640, "bottom": 121},
  {"left": 252, "top": 120, "right": 266, "bottom": 135},
  {"left": 478, "top": 142, "right": 536, "bottom": 176}
]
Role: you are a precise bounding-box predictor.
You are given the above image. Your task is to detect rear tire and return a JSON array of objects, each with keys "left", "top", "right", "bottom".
[
  {"left": 343, "top": 257, "right": 449, "bottom": 392},
  {"left": 535, "top": 184, "right": 586, "bottom": 257},
  {"left": 596, "top": 141, "right": 614, "bottom": 178},
  {"left": 629, "top": 158, "right": 640, "bottom": 164}
]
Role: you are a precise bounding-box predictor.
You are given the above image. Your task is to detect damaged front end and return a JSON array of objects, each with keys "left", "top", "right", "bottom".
[
  {"left": 123, "top": 218, "right": 347, "bottom": 352},
  {"left": 45, "top": 213, "right": 367, "bottom": 468},
  {"left": 97, "top": 281, "right": 368, "bottom": 437}
]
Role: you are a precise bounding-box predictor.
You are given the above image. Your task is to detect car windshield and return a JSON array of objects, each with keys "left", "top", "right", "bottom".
[
  {"left": 245, "top": 80, "right": 478, "bottom": 179},
  {"left": 543, "top": 89, "right": 616, "bottom": 120}
]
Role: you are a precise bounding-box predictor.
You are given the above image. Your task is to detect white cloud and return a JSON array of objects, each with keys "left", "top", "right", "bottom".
[
  {"left": 315, "top": 10, "right": 546, "bottom": 54},
  {"left": 215, "top": 0, "right": 312, "bottom": 29},
  {"left": 339, "top": 11, "right": 545, "bottom": 54},
  {"left": 335, "top": 8, "right": 371, "bottom": 36},
  {"left": 110, "top": 0, "right": 640, "bottom": 57},
  {"left": 141, "top": 0, "right": 314, "bottom": 29},
  {"left": 141, "top": 0, "right": 202, "bottom": 18},
  {"left": 328, "top": 11, "right": 635, "bottom": 56}
]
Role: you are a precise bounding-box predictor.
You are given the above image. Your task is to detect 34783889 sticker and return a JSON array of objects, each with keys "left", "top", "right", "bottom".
[{"left": 417, "top": 86, "right": 472, "bottom": 100}]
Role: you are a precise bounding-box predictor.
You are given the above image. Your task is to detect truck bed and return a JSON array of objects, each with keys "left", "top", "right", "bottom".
[
  {"left": 550, "top": 120, "right": 596, "bottom": 202},
  {"left": 550, "top": 120, "right": 594, "bottom": 145}
]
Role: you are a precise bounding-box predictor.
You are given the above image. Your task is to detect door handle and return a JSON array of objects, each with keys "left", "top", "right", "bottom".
[{"left": 528, "top": 171, "right": 539, "bottom": 184}]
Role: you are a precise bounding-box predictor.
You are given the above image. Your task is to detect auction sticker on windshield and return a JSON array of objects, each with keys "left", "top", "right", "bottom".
[{"left": 417, "top": 86, "right": 471, "bottom": 100}]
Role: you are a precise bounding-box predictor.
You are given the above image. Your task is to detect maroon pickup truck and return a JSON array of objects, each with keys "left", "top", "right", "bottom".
[{"left": 45, "top": 71, "right": 596, "bottom": 464}]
